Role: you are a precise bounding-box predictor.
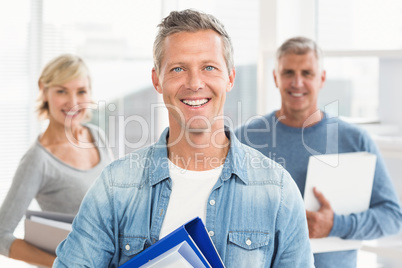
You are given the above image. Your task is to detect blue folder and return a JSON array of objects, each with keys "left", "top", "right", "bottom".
[{"left": 119, "top": 217, "right": 224, "bottom": 268}]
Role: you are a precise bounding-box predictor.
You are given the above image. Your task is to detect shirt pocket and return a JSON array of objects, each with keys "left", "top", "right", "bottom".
[
  {"left": 119, "top": 236, "right": 147, "bottom": 265},
  {"left": 226, "top": 231, "right": 270, "bottom": 267}
]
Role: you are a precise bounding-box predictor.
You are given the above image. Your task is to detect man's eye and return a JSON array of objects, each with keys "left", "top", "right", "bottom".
[
  {"left": 282, "top": 71, "right": 293, "bottom": 76},
  {"left": 56, "top": 90, "right": 66, "bottom": 94},
  {"left": 205, "top": 66, "right": 215, "bottom": 71},
  {"left": 173, "top": 67, "right": 183, "bottom": 72}
]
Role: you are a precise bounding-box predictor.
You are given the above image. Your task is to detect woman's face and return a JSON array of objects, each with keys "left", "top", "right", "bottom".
[{"left": 44, "top": 76, "right": 91, "bottom": 128}]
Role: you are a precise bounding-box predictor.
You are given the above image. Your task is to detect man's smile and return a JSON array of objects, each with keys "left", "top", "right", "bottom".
[{"left": 181, "top": 98, "right": 211, "bottom": 107}]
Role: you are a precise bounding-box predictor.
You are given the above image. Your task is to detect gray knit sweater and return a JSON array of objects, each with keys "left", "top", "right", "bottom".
[{"left": 0, "top": 124, "right": 113, "bottom": 256}]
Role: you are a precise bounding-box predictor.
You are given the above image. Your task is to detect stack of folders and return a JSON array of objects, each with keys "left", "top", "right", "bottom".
[
  {"left": 24, "top": 210, "right": 75, "bottom": 254},
  {"left": 119, "top": 217, "right": 225, "bottom": 268}
]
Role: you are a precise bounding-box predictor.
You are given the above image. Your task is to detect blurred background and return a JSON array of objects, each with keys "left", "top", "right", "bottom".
[{"left": 1, "top": 0, "right": 402, "bottom": 267}]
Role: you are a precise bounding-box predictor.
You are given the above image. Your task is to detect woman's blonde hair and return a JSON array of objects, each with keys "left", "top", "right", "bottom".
[{"left": 36, "top": 54, "right": 92, "bottom": 120}]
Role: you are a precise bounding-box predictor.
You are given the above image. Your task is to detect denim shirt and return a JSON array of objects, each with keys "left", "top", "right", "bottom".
[{"left": 54, "top": 128, "right": 314, "bottom": 268}]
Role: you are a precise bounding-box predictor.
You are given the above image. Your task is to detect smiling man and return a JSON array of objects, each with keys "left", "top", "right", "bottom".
[
  {"left": 235, "top": 37, "right": 402, "bottom": 267},
  {"left": 54, "top": 10, "right": 313, "bottom": 267}
]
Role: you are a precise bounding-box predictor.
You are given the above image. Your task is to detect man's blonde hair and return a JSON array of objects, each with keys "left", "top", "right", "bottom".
[{"left": 153, "top": 9, "right": 234, "bottom": 75}]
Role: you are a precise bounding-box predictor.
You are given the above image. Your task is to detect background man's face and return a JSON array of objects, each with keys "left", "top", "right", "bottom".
[{"left": 274, "top": 51, "right": 326, "bottom": 117}]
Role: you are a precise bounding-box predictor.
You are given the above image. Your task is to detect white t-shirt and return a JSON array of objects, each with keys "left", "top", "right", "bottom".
[{"left": 159, "top": 160, "right": 223, "bottom": 239}]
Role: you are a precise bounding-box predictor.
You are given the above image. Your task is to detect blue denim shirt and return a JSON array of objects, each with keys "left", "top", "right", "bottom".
[{"left": 54, "top": 128, "right": 314, "bottom": 267}]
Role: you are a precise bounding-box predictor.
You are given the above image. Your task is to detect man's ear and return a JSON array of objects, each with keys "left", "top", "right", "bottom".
[
  {"left": 152, "top": 68, "right": 162, "bottom": 94},
  {"left": 273, "top": 69, "right": 279, "bottom": 88},
  {"left": 320, "top": 70, "right": 326, "bottom": 89},
  {"left": 226, "top": 67, "right": 236, "bottom": 92}
]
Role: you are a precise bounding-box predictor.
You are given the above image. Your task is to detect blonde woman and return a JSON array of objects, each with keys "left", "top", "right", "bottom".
[{"left": 0, "top": 54, "right": 114, "bottom": 267}]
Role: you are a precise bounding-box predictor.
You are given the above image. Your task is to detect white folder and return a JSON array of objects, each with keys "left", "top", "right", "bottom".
[
  {"left": 140, "top": 241, "right": 208, "bottom": 268},
  {"left": 304, "top": 152, "right": 377, "bottom": 253}
]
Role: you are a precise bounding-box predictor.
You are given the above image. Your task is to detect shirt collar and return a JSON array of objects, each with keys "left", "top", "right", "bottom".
[
  {"left": 221, "top": 126, "right": 248, "bottom": 184},
  {"left": 148, "top": 126, "right": 249, "bottom": 186}
]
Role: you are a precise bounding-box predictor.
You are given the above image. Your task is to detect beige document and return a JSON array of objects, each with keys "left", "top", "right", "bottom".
[
  {"left": 304, "top": 152, "right": 377, "bottom": 253},
  {"left": 24, "top": 210, "right": 74, "bottom": 254}
]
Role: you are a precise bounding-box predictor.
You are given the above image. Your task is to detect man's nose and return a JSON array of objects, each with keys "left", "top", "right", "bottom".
[
  {"left": 291, "top": 74, "right": 303, "bottom": 88},
  {"left": 186, "top": 70, "right": 205, "bottom": 91}
]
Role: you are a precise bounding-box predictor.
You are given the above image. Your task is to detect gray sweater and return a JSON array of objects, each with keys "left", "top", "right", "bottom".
[{"left": 0, "top": 124, "right": 113, "bottom": 256}]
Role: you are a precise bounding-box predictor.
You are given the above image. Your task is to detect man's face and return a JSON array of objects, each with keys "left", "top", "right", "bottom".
[
  {"left": 273, "top": 51, "right": 326, "bottom": 117},
  {"left": 152, "top": 29, "right": 235, "bottom": 133}
]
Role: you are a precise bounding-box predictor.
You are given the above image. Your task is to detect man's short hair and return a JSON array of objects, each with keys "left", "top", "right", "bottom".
[
  {"left": 153, "top": 9, "right": 234, "bottom": 75},
  {"left": 275, "top": 36, "right": 323, "bottom": 71}
]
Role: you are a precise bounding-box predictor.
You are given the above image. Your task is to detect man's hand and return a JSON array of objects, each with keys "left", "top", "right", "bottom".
[{"left": 306, "top": 187, "right": 334, "bottom": 238}]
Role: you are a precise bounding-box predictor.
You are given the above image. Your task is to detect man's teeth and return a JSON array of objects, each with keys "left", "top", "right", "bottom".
[
  {"left": 291, "top": 92, "right": 304, "bottom": 97},
  {"left": 182, "top": 99, "right": 209, "bottom": 107}
]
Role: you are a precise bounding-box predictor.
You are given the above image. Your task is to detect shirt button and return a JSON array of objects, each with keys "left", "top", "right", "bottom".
[
  {"left": 208, "top": 231, "right": 215, "bottom": 237},
  {"left": 246, "top": 239, "right": 252, "bottom": 246},
  {"left": 209, "top": 200, "right": 216, "bottom": 206},
  {"left": 125, "top": 244, "right": 130, "bottom": 251}
]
